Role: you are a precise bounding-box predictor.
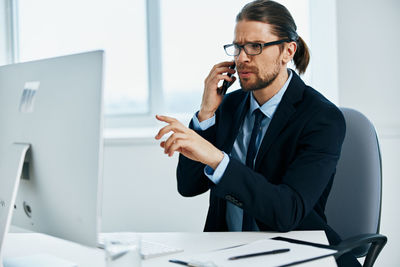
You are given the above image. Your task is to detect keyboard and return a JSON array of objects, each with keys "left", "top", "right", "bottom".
[{"left": 98, "top": 232, "right": 183, "bottom": 259}]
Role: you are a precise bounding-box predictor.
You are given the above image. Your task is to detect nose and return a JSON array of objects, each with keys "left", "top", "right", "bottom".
[{"left": 236, "top": 48, "right": 250, "bottom": 64}]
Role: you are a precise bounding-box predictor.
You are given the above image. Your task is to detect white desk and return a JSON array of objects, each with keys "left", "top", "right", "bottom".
[{"left": 3, "top": 231, "right": 336, "bottom": 266}]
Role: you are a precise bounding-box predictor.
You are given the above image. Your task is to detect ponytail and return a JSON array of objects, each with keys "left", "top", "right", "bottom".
[{"left": 293, "top": 36, "right": 310, "bottom": 75}]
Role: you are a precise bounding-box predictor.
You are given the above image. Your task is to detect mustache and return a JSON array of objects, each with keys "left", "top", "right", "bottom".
[{"left": 236, "top": 63, "right": 258, "bottom": 73}]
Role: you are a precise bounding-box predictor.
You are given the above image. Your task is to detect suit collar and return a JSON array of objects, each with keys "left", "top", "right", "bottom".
[{"left": 279, "top": 69, "right": 305, "bottom": 106}]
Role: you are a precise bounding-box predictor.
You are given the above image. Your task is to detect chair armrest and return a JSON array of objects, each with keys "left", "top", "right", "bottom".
[
  {"left": 336, "top": 234, "right": 387, "bottom": 267},
  {"left": 272, "top": 234, "right": 387, "bottom": 267}
]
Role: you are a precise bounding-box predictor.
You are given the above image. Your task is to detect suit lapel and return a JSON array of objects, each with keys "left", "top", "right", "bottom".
[
  {"left": 254, "top": 71, "right": 305, "bottom": 170},
  {"left": 254, "top": 103, "right": 295, "bottom": 170}
]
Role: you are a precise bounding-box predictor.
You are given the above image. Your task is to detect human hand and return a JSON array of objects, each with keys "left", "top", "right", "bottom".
[
  {"left": 199, "top": 61, "right": 236, "bottom": 122},
  {"left": 155, "top": 115, "right": 224, "bottom": 169}
]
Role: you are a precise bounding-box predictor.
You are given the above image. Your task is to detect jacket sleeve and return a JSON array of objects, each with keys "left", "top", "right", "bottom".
[
  {"left": 211, "top": 105, "right": 346, "bottom": 232},
  {"left": 176, "top": 119, "right": 217, "bottom": 197}
]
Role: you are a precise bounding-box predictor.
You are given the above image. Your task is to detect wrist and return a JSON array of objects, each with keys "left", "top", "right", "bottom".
[
  {"left": 208, "top": 150, "right": 224, "bottom": 170},
  {"left": 198, "top": 109, "right": 215, "bottom": 122}
]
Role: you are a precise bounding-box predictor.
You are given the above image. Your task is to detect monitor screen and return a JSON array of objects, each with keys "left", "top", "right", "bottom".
[{"left": 0, "top": 51, "right": 104, "bottom": 248}]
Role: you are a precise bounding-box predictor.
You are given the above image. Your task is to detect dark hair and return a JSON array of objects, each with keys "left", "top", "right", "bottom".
[{"left": 236, "top": 0, "right": 310, "bottom": 74}]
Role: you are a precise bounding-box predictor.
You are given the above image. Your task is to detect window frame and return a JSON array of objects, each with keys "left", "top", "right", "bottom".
[
  {"left": 3, "top": 0, "right": 166, "bottom": 129},
  {"left": 105, "top": 0, "right": 165, "bottom": 129},
  {"left": 1, "top": 0, "right": 19, "bottom": 65}
]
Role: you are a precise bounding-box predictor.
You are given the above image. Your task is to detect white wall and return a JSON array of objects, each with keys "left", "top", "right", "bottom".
[
  {"left": 336, "top": 0, "right": 400, "bottom": 266},
  {"left": 101, "top": 136, "right": 209, "bottom": 232},
  {"left": 378, "top": 139, "right": 400, "bottom": 266},
  {"left": 308, "top": 0, "right": 339, "bottom": 104}
]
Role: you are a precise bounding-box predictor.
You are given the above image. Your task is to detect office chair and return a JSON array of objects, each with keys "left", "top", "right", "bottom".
[{"left": 325, "top": 107, "right": 387, "bottom": 267}]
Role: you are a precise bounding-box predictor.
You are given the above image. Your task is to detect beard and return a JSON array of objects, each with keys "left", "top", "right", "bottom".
[{"left": 238, "top": 58, "right": 281, "bottom": 92}]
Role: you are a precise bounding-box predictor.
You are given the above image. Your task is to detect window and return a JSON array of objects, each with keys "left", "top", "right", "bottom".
[
  {"left": 16, "top": 0, "right": 149, "bottom": 115},
  {"left": 6, "top": 0, "right": 310, "bottom": 128}
]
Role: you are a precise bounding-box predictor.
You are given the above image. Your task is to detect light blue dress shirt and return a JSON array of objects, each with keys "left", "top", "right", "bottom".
[{"left": 192, "top": 70, "right": 293, "bottom": 231}]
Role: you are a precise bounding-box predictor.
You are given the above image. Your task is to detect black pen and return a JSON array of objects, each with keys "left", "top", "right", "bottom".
[
  {"left": 169, "top": 259, "right": 216, "bottom": 267},
  {"left": 169, "top": 259, "right": 192, "bottom": 266},
  {"left": 169, "top": 259, "right": 202, "bottom": 266},
  {"left": 228, "top": 248, "right": 290, "bottom": 260}
]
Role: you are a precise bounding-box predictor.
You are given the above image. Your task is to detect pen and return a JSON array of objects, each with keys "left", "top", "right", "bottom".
[
  {"left": 169, "top": 259, "right": 193, "bottom": 266},
  {"left": 169, "top": 259, "right": 217, "bottom": 267},
  {"left": 228, "top": 248, "right": 290, "bottom": 260}
]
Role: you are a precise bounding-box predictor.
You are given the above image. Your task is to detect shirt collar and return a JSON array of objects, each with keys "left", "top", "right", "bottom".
[{"left": 249, "top": 69, "right": 293, "bottom": 119}]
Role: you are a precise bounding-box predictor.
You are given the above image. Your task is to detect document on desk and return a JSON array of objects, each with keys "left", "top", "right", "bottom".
[{"left": 170, "top": 238, "right": 337, "bottom": 267}]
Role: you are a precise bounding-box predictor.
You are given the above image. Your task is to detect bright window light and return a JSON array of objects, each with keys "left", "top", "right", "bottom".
[{"left": 17, "top": 0, "right": 149, "bottom": 115}]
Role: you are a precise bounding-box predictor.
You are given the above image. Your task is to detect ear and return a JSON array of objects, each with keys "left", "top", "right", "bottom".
[{"left": 282, "top": 41, "right": 297, "bottom": 64}]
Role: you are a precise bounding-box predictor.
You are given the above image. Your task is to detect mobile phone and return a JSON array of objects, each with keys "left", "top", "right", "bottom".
[{"left": 218, "top": 62, "right": 236, "bottom": 95}]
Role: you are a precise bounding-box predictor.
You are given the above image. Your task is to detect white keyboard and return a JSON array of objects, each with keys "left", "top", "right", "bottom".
[{"left": 98, "top": 233, "right": 183, "bottom": 259}]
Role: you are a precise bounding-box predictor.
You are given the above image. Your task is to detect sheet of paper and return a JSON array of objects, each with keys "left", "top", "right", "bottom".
[
  {"left": 4, "top": 253, "right": 78, "bottom": 267},
  {"left": 171, "top": 238, "right": 336, "bottom": 267}
]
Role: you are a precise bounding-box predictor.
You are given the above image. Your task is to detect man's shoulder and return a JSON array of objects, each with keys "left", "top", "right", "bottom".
[
  {"left": 286, "top": 70, "right": 340, "bottom": 114},
  {"left": 302, "top": 86, "right": 341, "bottom": 114},
  {"left": 298, "top": 86, "right": 345, "bottom": 128},
  {"left": 284, "top": 72, "right": 344, "bottom": 128}
]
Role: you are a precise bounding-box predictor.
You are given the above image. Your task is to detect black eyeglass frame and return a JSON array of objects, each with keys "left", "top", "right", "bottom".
[{"left": 223, "top": 39, "right": 292, "bottom": 56}]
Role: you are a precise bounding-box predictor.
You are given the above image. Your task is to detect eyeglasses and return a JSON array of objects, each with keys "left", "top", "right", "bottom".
[{"left": 223, "top": 39, "right": 292, "bottom": 56}]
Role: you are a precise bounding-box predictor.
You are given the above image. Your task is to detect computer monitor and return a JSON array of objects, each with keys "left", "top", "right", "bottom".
[{"left": 0, "top": 51, "right": 104, "bottom": 255}]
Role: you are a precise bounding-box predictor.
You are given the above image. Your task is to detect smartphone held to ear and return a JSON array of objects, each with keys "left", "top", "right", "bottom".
[{"left": 218, "top": 62, "right": 236, "bottom": 95}]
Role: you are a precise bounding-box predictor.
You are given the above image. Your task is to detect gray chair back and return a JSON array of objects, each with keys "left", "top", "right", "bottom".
[{"left": 325, "top": 108, "right": 382, "bottom": 256}]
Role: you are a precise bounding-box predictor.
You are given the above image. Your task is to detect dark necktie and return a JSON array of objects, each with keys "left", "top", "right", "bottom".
[{"left": 242, "top": 108, "right": 265, "bottom": 231}]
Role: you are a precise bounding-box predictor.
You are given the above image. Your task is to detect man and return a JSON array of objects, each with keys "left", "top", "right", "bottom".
[{"left": 156, "top": 1, "right": 358, "bottom": 266}]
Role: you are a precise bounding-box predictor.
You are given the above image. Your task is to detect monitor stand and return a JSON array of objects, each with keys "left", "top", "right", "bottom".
[
  {"left": 0, "top": 143, "right": 31, "bottom": 267},
  {"left": 0, "top": 143, "right": 77, "bottom": 267}
]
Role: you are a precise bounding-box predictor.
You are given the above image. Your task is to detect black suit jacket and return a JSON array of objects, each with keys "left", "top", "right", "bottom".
[{"left": 177, "top": 71, "right": 345, "bottom": 246}]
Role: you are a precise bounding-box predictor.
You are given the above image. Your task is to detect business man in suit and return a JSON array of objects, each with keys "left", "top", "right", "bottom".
[{"left": 156, "top": 1, "right": 359, "bottom": 266}]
